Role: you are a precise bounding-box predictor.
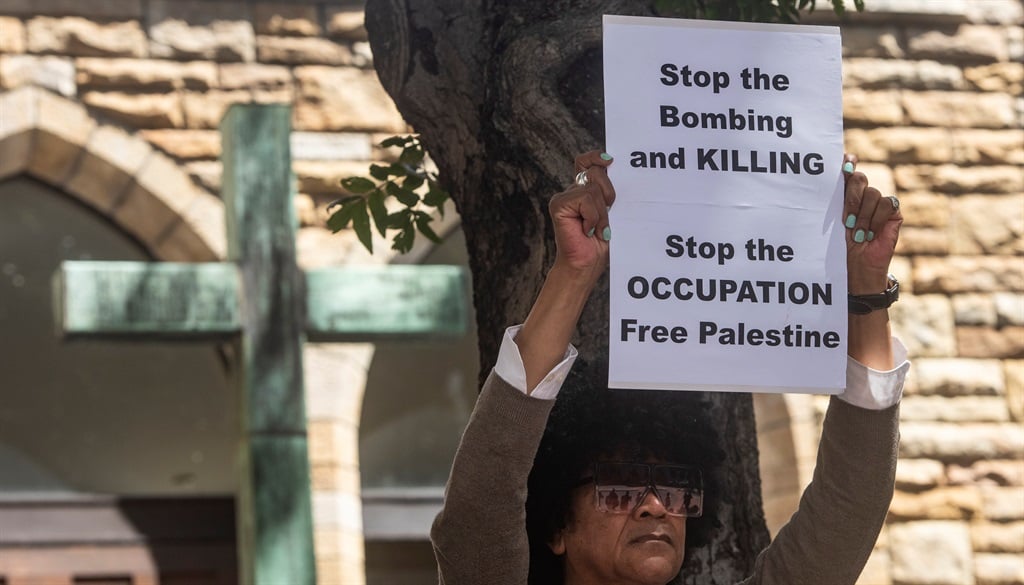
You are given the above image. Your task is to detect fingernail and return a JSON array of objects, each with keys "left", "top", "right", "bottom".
[
  {"left": 866, "top": 230, "right": 875, "bottom": 242},
  {"left": 600, "top": 152, "right": 613, "bottom": 161},
  {"left": 587, "top": 227, "right": 596, "bottom": 238},
  {"left": 602, "top": 227, "right": 612, "bottom": 241},
  {"left": 845, "top": 214, "right": 857, "bottom": 229},
  {"left": 842, "top": 161, "right": 855, "bottom": 174},
  {"left": 854, "top": 229, "right": 865, "bottom": 243}
]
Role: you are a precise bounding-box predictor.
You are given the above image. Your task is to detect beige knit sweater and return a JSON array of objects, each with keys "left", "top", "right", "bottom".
[{"left": 432, "top": 371, "right": 899, "bottom": 585}]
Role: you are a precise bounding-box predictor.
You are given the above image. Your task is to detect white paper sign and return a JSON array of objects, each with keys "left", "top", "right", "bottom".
[{"left": 603, "top": 15, "right": 846, "bottom": 394}]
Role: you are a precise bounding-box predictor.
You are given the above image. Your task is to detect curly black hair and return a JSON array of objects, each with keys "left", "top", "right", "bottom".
[{"left": 525, "top": 358, "right": 726, "bottom": 585}]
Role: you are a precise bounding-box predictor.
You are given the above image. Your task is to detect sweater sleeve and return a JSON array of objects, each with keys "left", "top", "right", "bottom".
[
  {"left": 739, "top": 397, "right": 900, "bottom": 585},
  {"left": 431, "top": 371, "right": 556, "bottom": 585}
]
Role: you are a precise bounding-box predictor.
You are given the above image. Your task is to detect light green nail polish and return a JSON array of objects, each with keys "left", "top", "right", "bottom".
[
  {"left": 854, "top": 229, "right": 865, "bottom": 243},
  {"left": 845, "top": 214, "right": 857, "bottom": 228},
  {"left": 587, "top": 227, "right": 596, "bottom": 238},
  {"left": 842, "top": 161, "right": 855, "bottom": 174},
  {"left": 602, "top": 227, "right": 612, "bottom": 241},
  {"left": 867, "top": 230, "right": 875, "bottom": 241},
  {"left": 600, "top": 152, "right": 613, "bottom": 161}
]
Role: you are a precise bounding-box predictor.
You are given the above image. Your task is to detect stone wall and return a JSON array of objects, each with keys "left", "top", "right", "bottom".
[
  {"left": 813, "top": 2, "right": 1024, "bottom": 584},
  {"left": 0, "top": 2, "right": 408, "bottom": 585}
]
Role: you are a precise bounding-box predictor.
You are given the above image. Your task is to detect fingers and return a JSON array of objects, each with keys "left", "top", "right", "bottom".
[
  {"left": 842, "top": 155, "right": 899, "bottom": 245},
  {"left": 562, "top": 151, "right": 616, "bottom": 240},
  {"left": 575, "top": 150, "right": 614, "bottom": 173}
]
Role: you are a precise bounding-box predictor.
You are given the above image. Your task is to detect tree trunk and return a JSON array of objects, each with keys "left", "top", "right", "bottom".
[{"left": 365, "top": 1, "right": 771, "bottom": 580}]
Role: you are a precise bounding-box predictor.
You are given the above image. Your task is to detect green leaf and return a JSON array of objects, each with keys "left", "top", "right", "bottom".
[
  {"left": 380, "top": 135, "right": 415, "bottom": 148},
  {"left": 403, "top": 174, "right": 425, "bottom": 191},
  {"left": 341, "top": 176, "right": 376, "bottom": 194},
  {"left": 369, "top": 164, "right": 391, "bottom": 181},
  {"left": 399, "top": 147, "right": 425, "bottom": 166},
  {"left": 325, "top": 194, "right": 361, "bottom": 212},
  {"left": 386, "top": 209, "right": 412, "bottom": 228},
  {"left": 392, "top": 226, "right": 415, "bottom": 253},
  {"left": 352, "top": 198, "right": 373, "bottom": 253},
  {"left": 414, "top": 212, "right": 442, "bottom": 243},
  {"left": 387, "top": 182, "right": 420, "bottom": 206},
  {"left": 423, "top": 187, "right": 449, "bottom": 208},
  {"left": 326, "top": 198, "right": 361, "bottom": 232},
  {"left": 368, "top": 190, "right": 388, "bottom": 236}
]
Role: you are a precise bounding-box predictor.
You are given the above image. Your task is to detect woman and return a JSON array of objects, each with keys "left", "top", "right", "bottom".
[{"left": 432, "top": 152, "right": 908, "bottom": 585}]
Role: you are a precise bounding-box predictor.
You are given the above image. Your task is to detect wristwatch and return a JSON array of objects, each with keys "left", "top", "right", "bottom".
[{"left": 848, "top": 274, "right": 900, "bottom": 315}]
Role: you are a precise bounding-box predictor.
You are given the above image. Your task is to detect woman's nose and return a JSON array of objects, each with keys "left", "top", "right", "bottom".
[{"left": 634, "top": 487, "right": 668, "bottom": 517}]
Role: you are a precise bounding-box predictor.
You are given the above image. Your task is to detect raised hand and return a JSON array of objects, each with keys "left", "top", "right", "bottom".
[
  {"left": 842, "top": 154, "right": 903, "bottom": 295},
  {"left": 549, "top": 151, "right": 617, "bottom": 282}
]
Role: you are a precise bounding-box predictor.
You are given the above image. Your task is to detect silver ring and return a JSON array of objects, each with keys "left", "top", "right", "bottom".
[
  {"left": 575, "top": 170, "right": 589, "bottom": 187},
  {"left": 887, "top": 195, "right": 900, "bottom": 211}
]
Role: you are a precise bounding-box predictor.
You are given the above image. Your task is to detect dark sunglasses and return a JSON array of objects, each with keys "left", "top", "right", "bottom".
[{"left": 577, "top": 462, "right": 704, "bottom": 518}]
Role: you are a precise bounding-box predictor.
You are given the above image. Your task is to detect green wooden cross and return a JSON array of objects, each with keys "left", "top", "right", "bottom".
[{"left": 52, "top": 104, "right": 467, "bottom": 585}]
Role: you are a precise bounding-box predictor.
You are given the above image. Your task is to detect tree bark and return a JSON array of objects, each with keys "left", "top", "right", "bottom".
[{"left": 365, "top": 1, "right": 771, "bottom": 580}]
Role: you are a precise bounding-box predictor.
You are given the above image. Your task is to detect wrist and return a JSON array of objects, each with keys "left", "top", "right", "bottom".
[{"left": 848, "top": 270, "right": 890, "bottom": 295}]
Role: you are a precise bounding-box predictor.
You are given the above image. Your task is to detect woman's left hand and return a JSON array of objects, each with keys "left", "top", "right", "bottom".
[{"left": 842, "top": 154, "right": 903, "bottom": 295}]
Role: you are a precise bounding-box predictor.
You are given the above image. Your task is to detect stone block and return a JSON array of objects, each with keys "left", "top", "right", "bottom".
[
  {"left": 295, "top": 192, "right": 317, "bottom": 227},
  {"left": 26, "top": 16, "right": 146, "bottom": 58},
  {"left": 1010, "top": 23, "right": 1024, "bottom": 61},
  {"left": 966, "top": 0, "right": 1024, "bottom": 24},
  {"left": 184, "top": 160, "right": 221, "bottom": 193},
  {"left": 912, "top": 358, "right": 1004, "bottom": 396},
  {"left": 174, "top": 189, "right": 227, "bottom": 258},
  {"left": 983, "top": 486, "right": 1024, "bottom": 521},
  {"left": 842, "top": 26, "right": 904, "bottom": 58},
  {"left": 0, "top": 16, "right": 26, "bottom": 54},
  {"left": 291, "top": 132, "right": 372, "bottom": 161},
  {"left": 975, "top": 553, "right": 1024, "bottom": 585},
  {"left": 889, "top": 521, "right": 974, "bottom": 585},
  {"left": 896, "top": 227, "right": 950, "bottom": 255},
  {"left": 843, "top": 89, "right": 904, "bottom": 126},
  {"left": 303, "top": 343, "right": 373, "bottom": 422},
  {"left": 148, "top": 0, "right": 255, "bottom": 62},
  {"left": 908, "top": 25, "right": 1010, "bottom": 62},
  {"left": 76, "top": 58, "right": 217, "bottom": 92},
  {"left": 112, "top": 151, "right": 201, "bottom": 247},
  {"left": 949, "top": 460, "right": 1024, "bottom": 487},
  {"left": 900, "top": 422, "right": 1024, "bottom": 460},
  {"left": 0, "top": 0, "right": 141, "bottom": 19},
  {"left": 0, "top": 54, "right": 75, "bottom": 97},
  {"left": 1006, "top": 360, "right": 1024, "bottom": 422},
  {"left": 890, "top": 486, "right": 983, "bottom": 520},
  {"left": 293, "top": 66, "right": 406, "bottom": 132},
  {"left": 854, "top": 161, "right": 896, "bottom": 195},
  {"left": 903, "top": 91, "right": 1016, "bottom": 129},
  {"left": 140, "top": 129, "right": 221, "bottom": 160},
  {"left": 857, "top": 550, "right": 892, "bottom": 585},
  {"left": 843, "top": 129, "right": 887, "bottom": 162},
  {"left": 308, "top": 419, "right": 337, "bottom": 465},
  {"left": 218, "top": 63, "right": 292, "bottom": 90},
  {"left": 64, "top": 124, "right": 152, "bottom": 211},
  {"left": 890, "top": 293, "right": 956, "bottom": 357},
  {"left": 957, "top": 326, "right": 1024, "bottom": 359},
  {"left": 294, "top": 160, "right": 377, "bottom": 195},
  {"left": 250, "top": 87, "right": 293, "bottom": 104},
  {"left": 182, "top": 90, "right": 252, "bottom": 129},
  {"left": 27, "top": 89, "right": 95, "bottom": 185},
  {"left": 351, "top": 41, "right": 373, "bottom": 68},
  {"left": 82, "top": 91, "right": 184, "bottom": 129},
  {"left": 951, "top": 194, "right": 1024, "bottom": 255},
  {"left": 253, "top": 3, "right": 320, "bottom": 36},
  {"left": 297, "top": 225, "right": 370, "bottom": 270},
  {"left": 843, "top": 58, "right": 964, "bottom": 90},
  {"left": 325, "top": 7, "right": 367, "bottom": 42},
  {"left": 896, "top": 164, "right": 1024, "bottom": 195},
  {"left": 896, "top": 458, "right": 946, "bottom": 491},
  {"left": 965, "top": 62, "right": 1024, "bottom": 94},
  {"left": 0, "top": 86, "right": 38, "bottom": 179},
  {"left": 954, "top": 294, "right": 998, "bottom": 326},
  {"left": 891, "top": 256, "right": 913, "bottom": 294},
  {"left": 972, "top": 522, "right": 1024, "bottom": 553},
  {"left": 256, "top": 35, "right": 353, "bottom": 66},
  {"left": 874, "top": 128, "right": 955, "bottom": 164},
  {"left": 952, "top": 130, "right": 1024, "bottom": 165},
  {"left": 994, "top": 294, "right": 1024, "bottom": 327},
  {"left": 311, "top": 491, "right": 363, "bottom": 533},
  {"left": 901, "top": 396, "right": 1010, "bottom": 422},
  {"left": 895, "top": 191, "right": 949, "bottom": 228},
  {"left": 915, "top": 256, "right": 1024, "bottom": 294}
]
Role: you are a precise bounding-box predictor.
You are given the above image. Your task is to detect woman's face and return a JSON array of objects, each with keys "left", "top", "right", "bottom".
[{"left": 549, "top": 481, "right": 687, "bottom": 585}]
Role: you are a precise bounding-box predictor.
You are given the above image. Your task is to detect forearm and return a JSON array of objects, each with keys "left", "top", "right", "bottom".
[
  {"left": 847, "top": 271, "right": 893, "bottom": 371},
  {"left": 516, "top": 263, "right": 597, "bottom": 393}
]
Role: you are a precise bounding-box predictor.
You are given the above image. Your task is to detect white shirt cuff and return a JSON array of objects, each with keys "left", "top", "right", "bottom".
[
  {"left": 839, "top": 336, "right": 910, "bottom": 410},
  {"left": 494, "top": 324, "right": 578, "bottom": 400}
]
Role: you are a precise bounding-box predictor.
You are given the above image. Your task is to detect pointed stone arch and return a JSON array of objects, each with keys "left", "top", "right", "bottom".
[{"left": 0, "top": 86, "right": 225, "bottom": 261}]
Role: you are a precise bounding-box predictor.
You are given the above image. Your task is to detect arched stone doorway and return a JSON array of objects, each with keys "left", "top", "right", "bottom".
[{"left": 0, "top": 87, "right": 237, "bottom": 584}]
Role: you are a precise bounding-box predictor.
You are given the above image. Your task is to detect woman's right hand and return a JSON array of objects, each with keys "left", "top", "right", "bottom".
[{"left": 549, "top": 151, "right": 617, "bottom": 282}]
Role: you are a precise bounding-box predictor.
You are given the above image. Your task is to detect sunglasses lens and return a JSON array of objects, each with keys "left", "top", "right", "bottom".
[
  {"left": 593, "top": 463, "right": 704, "bottom": 517},
  {"left": 595, "top": 485, "right": 648, "bottom": 513},
  {"left": 653, "top": 465, "right": 703, "bottom": 518}
]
